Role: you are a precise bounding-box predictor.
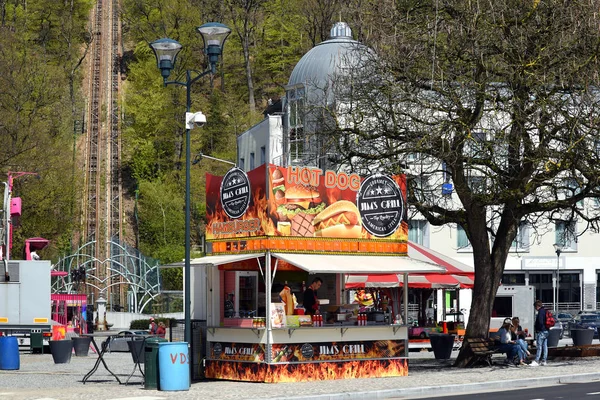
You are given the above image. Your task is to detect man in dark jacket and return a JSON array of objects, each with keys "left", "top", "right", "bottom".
[{"left": 531, "top": 300, "right": 548, "bottom": 366}]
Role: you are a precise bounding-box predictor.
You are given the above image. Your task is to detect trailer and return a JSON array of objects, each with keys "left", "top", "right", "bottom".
[
  {"left": 0, "top": 260, "right": 53, "bottom": 351},
  {"left": 490, "top": 285, "right": 535, "bottom": 335}
]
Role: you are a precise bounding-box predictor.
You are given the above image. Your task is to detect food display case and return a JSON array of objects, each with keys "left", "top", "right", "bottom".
[{"left": 191, "top": 164, "right": 445, "bottom": 382}]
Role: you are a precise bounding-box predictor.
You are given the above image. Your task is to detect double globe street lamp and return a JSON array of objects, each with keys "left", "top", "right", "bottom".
[{"left": 150, "top": 23, "right": 231, "bottom": 350}]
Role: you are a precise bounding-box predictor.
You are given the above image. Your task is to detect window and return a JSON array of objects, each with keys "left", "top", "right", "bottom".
[
  {"left": 502, "top": 273, "right": 526, "bottom": 285},
  {"left": 510, "top": 222, "right": 530, "bottom": 251},
  {"left": 260, "top": 146, "right": 266, "bottom": 165},
  {"left": 411, "top": 175, "right": 429, "bottom": 201},
  {"left": 250, "top": 152, "right": 255, "bottom": 170},
  {"left": 467, "top": 131, "right": 486, "bottom": 158},
  {"left": 239, "top": 158, "right": 245, "bottom": 170},
  {"left": 407, "top": 153, "right": 422, "bottom": 162},
  {"left": 563, "top": 178, "right": 583, "bottom": 209},
  {"left": 555, "top": 220, "right": 577, "bottom": 251},
  {"left": 467, "top": 175, "right": 486, "bottom": 194},
  {"left": 457, "top": 225, "right": 472, "bottom": 250},
  {"left": 408, "top": 220, "right": 429, "bottom": 246}
]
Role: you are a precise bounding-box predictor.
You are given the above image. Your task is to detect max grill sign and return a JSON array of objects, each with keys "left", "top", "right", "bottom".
[
  {"left": 356, "top": 174, "right": 404, "bottom": 237},
  {"left": 220, "top": 167, "right": 251, "bottom": 219}
]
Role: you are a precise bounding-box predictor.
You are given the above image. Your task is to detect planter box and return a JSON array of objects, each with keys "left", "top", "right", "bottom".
[
  {"left": 72, "top": 336, "right": 92, "bottom": 356},
  {"left": 429, "top": 333, "right": 455, "bottom": 360},
  {"left": 571, "top": 329, "right": 595, "bottom": 346},
  {"left": 49, "top": 340, "right": 72, "bottom": 364},
  {"left": 547, "top": 328, "right": 561, "bottom": 347}
]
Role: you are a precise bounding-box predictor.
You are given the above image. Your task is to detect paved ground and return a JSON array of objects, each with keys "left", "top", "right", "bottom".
[{"left": 2, "top": 339, "right": 600, "bottom": 400}]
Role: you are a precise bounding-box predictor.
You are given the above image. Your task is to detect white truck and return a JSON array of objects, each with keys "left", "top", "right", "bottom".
[{"left": 490, "top": 285, "right": 535, "bottom": 335}]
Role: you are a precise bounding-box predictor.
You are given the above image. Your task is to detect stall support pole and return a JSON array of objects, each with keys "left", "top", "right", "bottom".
[
  {"left": 403, "top": 273, "right": 408, "bottom": 324},
  {"left": 265, "top": 250, "right": 272, "bottom": 362}
]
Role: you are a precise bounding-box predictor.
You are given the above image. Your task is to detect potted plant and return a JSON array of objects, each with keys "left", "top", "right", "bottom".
[{"left": 49, "top": 339, "right": 73, "bottom": 364}]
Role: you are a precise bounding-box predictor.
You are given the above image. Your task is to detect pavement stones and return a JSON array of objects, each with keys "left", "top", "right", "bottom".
[{"left": 2, "top": 349, "right": 600, "bottom": 400}]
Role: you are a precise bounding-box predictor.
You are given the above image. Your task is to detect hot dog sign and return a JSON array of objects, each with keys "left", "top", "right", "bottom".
[
  {"left": 205, "top": 164, "right": 407, "bottom": 241},
  {"left": 268, "top": 165, "right": 406, "bottom": 240}
]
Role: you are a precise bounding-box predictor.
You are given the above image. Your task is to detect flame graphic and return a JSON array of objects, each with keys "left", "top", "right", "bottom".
[
  {"left": 207, "top": 186, "right": 274, "bottom": 240},
  {"left": 205, "top": 359, "right": 408, "bottom": 382}
]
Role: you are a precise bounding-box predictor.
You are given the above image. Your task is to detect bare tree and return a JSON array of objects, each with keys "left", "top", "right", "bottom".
[
  {"left": 226, "top": 0, "right": 266, "bottom": 114},
  {"left": 319, "top": 1, "right": 600, "bottom": 366}
]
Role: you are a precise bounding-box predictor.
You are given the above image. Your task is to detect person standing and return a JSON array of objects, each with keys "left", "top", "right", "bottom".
[
  {"left": 303, "top": 277, "right": 323, "bottom": 316},
  {"left": 531, "top": 300, "right": 549, "bottom": 367},
  {"left": 149, "top": 317, "right": 157, "bottom": 335},
  {"left": 156, "top": 321, "right": 166, "bottom": 338}
]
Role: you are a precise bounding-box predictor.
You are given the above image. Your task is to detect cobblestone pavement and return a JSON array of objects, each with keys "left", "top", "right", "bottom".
[{"left": 2, "top": 349, "right": 600, "bottom": 400}]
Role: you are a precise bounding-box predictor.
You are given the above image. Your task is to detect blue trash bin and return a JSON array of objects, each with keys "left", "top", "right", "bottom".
[
  {"left": 0, "top": 336, "right": 20, "bottom": 370},
  {"left": 158, "top": 342, "right": 190, "bottom": 391}
]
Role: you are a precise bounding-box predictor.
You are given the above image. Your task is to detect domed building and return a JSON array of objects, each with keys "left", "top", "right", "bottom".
[{"left": 237, "top": 22, "right": 372, "bottom": 170}]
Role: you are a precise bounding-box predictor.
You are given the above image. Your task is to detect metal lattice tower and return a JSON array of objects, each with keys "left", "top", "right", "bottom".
[{"left": 52, "top": 239, "right": 161, "bottom": 314}]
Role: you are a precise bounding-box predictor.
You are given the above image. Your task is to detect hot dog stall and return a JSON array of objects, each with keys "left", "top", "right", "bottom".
[{"left": 189, "top": 164, "right": 444, "bottom": 382}]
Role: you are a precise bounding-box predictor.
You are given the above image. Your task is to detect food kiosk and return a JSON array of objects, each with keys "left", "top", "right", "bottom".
[{"left": 190, "top": 164, "right": 444, "bottom": 382}]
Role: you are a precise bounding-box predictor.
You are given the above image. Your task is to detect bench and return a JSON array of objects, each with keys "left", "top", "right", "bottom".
[{"left": 465, "top": 337, "right": 504, "bottom": 366}]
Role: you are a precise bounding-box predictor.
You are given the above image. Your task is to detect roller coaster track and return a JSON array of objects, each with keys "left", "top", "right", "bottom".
[{"left": 82, "top": 0, "right": 122, "bottom": 303}]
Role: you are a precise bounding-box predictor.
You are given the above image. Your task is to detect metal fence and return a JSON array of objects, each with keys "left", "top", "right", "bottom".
[{"left": 169, "top": 319, "right": 206, "bottom": 381}]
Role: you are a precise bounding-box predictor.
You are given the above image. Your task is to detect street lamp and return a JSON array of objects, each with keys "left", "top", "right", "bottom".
[
  {"left": 192, "top": 152, "right": 236, "bottom": 166},
  {"left": 553, "top": 243, "right": 562, "bottom": 313},
  {"left": 150, "top": 23, "right": 231, "bottom": 351}
]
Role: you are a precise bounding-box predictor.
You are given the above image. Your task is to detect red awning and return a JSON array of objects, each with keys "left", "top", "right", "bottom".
[
  {"left": 408, "top": 241, "right": 474, "bottom": 276},
  {"left": 345, "top": 241, "right": 475, "bottom": 289},
  {"left": 345, "top": 273, "right": 474, "bottom": 289}
]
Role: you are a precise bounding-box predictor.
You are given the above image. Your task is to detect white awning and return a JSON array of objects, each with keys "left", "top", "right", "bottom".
[
  {"left": 271, "top": 253, "right": 445, "bottom": 274},
  {"left": 161, "top": 253, "right": 264, "bottom": 268}
]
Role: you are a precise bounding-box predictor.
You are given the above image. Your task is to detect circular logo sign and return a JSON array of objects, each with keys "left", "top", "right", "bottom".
[
  {"left": 220, "top": 167, "right": 251, "bottom": 219},
  {"left": 356, "top": 174, "right": 404, "bottom": 237},
  {"left": 300, "top": 343, "right": 314, "bottom": 359},
  {"left": 213, "top": 342, "right": 222, "bottom": 357}
]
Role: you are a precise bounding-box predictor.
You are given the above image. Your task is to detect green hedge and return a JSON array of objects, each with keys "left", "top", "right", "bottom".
[{"left": 130, "top": 318, "right": 176, "bottom": 330}]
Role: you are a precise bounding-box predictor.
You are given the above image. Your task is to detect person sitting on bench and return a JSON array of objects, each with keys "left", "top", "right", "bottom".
[{"left": 497, "top": 318, "right": 527, "bottom": 366}]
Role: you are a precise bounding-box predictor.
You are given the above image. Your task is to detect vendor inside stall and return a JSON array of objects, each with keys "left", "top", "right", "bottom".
[{"left": 303, "top": 277, "right": 322, "bottom": 315}]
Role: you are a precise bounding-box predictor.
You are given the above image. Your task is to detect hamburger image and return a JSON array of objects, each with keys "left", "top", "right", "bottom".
[
  {"left": 276, "top": 184, "right": 325, "bottom": 236},
  {"left": 271, "top": 168, "right": 286, "bottom": 206},
  {"left": 312, "top": 200, "right": 362, "bottom": 238}
]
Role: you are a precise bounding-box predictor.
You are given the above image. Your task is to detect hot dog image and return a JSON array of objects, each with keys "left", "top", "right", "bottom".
[
  {"left": 312, "top": 200, "right": 362, "bottom": 238},
  {"left": 271, "top": 168, "right": 286, "bottom": 206}
]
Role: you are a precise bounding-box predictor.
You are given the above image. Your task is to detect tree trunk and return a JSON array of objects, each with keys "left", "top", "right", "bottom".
[
  {"left": 454, "top": 247, "right": 509, "bottom": 366},
  {"left": 454, "top": 209, "right": 508, "bottom": 367},
  {"left": 243, "top": 41, "right": 256, "bottom": 113}
]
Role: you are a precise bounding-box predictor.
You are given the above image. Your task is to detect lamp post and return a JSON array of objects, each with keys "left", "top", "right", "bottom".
[
  {"left": 553, "top": 243, "right": 562, "bottom": 313},
  {"left": 150, "top": 23, "right": 231, "bottom": 350}
]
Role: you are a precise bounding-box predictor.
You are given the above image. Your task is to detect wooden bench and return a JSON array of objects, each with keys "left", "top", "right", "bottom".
[{"left": 465, "top": 337, "right": 504, "bottom": 366}]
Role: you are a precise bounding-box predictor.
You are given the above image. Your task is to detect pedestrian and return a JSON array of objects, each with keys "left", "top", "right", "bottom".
[
  {"left": 156, "top": 321, "right": 166, "bottom": 338},
  {"left": 149, "top": 317, "right": 157, "bottom": 335},
  {"left": 530, "top": 300, "right": 549, "bottom": 367},
  {"left": 497, "top": 317, "right": 526, "bottom": 366}
]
